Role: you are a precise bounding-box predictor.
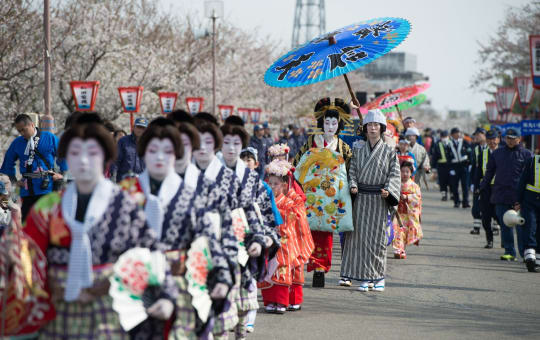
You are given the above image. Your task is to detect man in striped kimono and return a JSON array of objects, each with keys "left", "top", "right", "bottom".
[{"left": 341, "top": 109, "right": 401, "bottom": 292}]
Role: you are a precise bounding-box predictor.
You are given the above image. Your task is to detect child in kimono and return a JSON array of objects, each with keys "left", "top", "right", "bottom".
[
  {"left": 393, "top": 161, "right": 423, "bottom": 259},
  {"left": 260, "top": 159, "right": 314, "bottom": 314}
]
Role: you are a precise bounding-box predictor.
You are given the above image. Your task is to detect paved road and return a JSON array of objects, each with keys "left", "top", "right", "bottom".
[{"left": 249, "top": 188, "right": 540, "bottom": 340}]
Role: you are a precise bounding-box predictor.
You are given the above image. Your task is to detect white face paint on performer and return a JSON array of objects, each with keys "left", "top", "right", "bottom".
[
  {"left": 144, "top": 138, "right": 176, "bottom": 181},
  {"left": 66, "top": 138, "right": 104, "bottom": 193},
  {"left": 193, "top": 132, "right": 215, "bottom": 170},
  {"left": 222, "top": 135, "right": 243, "bottom": 168},
  {"left": 323, "top": 117, "right": 339, "bottom": 139},
  {"left": 175, "top": 133, "right": 192, "bottom": 174}
]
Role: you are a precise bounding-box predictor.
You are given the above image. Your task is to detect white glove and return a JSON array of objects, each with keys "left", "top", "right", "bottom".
[
  {"left": 470, "top": 185, "right": 474, "bottom": 192},
  {"left": 147, "top": 298, "right": 174, "bottom": 320},
  {"left": 210, "top": 283, "right": 229, "bottom": 299},
  {"left": 449, "top": 170, "right": 456, "bottom": 176},
  {"left": 248, "top": 243, "right": 262, "bottom": 257},
  {"left": 263, "top": 236, "right": 273, "bottom": 248}
]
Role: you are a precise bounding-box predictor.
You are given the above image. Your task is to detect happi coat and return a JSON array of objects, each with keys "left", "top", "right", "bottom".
[
  {"left": 392, "top": 178, "right": 423, "bottom": 254},
  {"left": 259, "top": 189, "right": 314, "bottom": 288},
  {"left": 16, "top": 180, "right": 161, "bottom": 339},
  {"left": 341, "top": 139, "right": 401, "bottom": 281}
]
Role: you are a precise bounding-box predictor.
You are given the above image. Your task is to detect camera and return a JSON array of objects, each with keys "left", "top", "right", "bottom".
[{"left": 41, "top": 176, "right": 50, "bottom": 190}]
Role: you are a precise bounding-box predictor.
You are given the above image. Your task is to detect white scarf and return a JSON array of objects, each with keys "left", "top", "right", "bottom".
[
  {"left": 62, "top": 178, "right": 114, "bottom": 301},
  {"left": 184, "top": 163, "right": 201, "bottom": 190},
  {"left": 138, "top": 169, "right": 181, "bottom": 239},
  {"left": 23, "top": 129, "right": 38, "bottom": 156}
]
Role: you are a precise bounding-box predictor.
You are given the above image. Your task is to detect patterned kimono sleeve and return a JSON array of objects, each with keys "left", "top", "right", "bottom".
[
  {"left": 290, "top": 193, "right": 314, "bottom": 267},
  {"left": 194, "top": 208, "right": 233, "bottom": 288},
  {"left": 385, "top": 149, "right": 402, "bottom": 206},
  {"left": 348, "top": 147, "right": 359, "bottom": 189},
  {"left": 405, "top": 182, "right": 422, "bottom": 216},
  {"left": 219, "top": 184, "right": 239, "bottom": 269},
  {"left": 256, "top": 181, "right": 280, "bottom": 248},
  {"left": 339, "top": 139, "right": 353, "bottom": 172},
  {"left": 22, "top": 204, "right": 51, "bottom": 254},
  {"left": 241, "top": 175, "right": 266, "bottom": 247}
]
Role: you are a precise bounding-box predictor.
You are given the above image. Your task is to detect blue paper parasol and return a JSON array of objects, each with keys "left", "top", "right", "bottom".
[{"left": 264, "top": 17, "right": 411, "bottom": 90}]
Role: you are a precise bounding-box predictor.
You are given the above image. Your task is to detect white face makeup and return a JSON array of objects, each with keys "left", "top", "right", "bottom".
[
  {"left": 323, "top": 117, "right": 339, "bottom": 137},
  {"left": 175, "top": 133, "right": 192, "bottom": 174},
  {"left": 67, "top": 138, "right": 105, "bottom": 186},
  {"left": 144, "top": 138, "right": 176, "bottom": 181},
  {"left": 222, "top": 134, "right": 243, "bottom": 168},
  {"left": 193, "top": 132, "right": 215, "bottom": 169}
]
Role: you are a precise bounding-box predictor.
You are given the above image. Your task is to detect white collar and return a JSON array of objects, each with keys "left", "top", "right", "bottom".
[
  {"left": 204, "top": 156, "right": 223, "bottom": 181},
  {"left": 314, "top": 134, "right": 338, "bottom": 151},
  {"left": 61, "top": 178, "right": 115, "bottom": 301},
  {"left": 184, "top": 163, "right": 201, "bottom": 190},
  {"left": 234, "top": 159, "right": 247, "bottom": 180},
  {"left": 139, "top": 169, "right": 181, "bottom": 210}
]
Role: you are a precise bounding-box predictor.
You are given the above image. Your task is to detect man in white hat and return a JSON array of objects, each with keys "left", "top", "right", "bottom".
[
  {"left": 406, "top": 127, "right": 430, "bottom": 187},
  {"left": 341, "top": 109, "right": 401, "bottom": 292}
]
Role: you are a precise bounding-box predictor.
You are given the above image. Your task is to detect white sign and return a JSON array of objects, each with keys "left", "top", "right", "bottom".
[
  {"left": 496, "top": 88, "right": 514, "bottom": 113},
  {"left": 515, "top": 77, "right": 534, "bottom": 107},
  {"left": 122, "top": 90, "right": 138, "bottom": 111},
  {"left": 161, "top": 97, "right": 175, "bottom": 113},
  {"left": 74, "top": 86, "right": 92, "bottom": 109}
]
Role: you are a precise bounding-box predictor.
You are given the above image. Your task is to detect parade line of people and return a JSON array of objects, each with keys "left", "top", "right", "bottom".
[{"left": 0, "top": 98, "right": 538, "bottom": 340}]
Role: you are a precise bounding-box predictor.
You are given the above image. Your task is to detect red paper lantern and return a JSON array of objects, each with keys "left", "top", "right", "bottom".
[
  {"left": 218, "top": 105, "right": 234, "bottom": 121},
  {"left": 485, "top": 101, "right": 498, "bottom": 123},
  {"left": 249, "top": 108, "right": 262, "bottom": 124},
  {"left": 237, "top": 108, "right": 250, "bottom": 123},
  {"left": 158, "top": 92, "right": 178, "bottom": 115},
  {"left": 70, "top": 81, "right": 100, "bottom": 111},
  {"left": 118, "top": 86, "right": 144, "bottom": 113},
  {"left": 514, "top": 76, "right": 535, "bottom": 110},
  {"left": 186, "top": 97, "right": 204, "bottom": 115}
]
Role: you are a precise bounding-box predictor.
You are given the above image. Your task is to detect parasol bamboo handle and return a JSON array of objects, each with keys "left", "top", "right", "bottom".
[
  {"left": 389, "top": 89, "right": 404, "bottom": 124},
  {"left": 343, "top": 74, "right": 362, "bottom": 123}
]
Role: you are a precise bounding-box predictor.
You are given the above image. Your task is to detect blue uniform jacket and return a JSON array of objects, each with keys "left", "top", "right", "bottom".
[
  {"left": 481, "top": 144, "right": 532, "bottom": 205},
  {"left": 517, "top": 156, "right": 540, "bottom": 207},
  {"left": 0, "top": 130, "right": 66, "bottom": 197}
]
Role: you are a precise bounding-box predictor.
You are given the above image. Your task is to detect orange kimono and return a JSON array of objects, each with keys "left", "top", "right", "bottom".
[
  {"left": 259, "top": 189, "right": 314, "bottom": 306},
  {"left": 393, "top": 179, "right": 423, "bottom": 256}
]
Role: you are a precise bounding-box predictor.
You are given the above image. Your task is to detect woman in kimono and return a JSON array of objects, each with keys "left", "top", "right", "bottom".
[
  {"left": 17, "top": 119, "right": 171, "bottom": 339},
  {"left": 120, "top": 117, "right": 232, "bottom": 339},
  {"left": 293, "top": 98, "right": 353, "bottom": 288},
  {"left": 341, "top": 109, "right": 401, "bottom": 292},
  {"left": 220, "top": 123, "right": 277, "bottom": 340},
  {"left": 260, "top": 159, "right": 314, "bottom": 313},
  {"left": 393, "top": 161, "right": 423, "bottom": 259},
  {"left": 192, "top": 119, "right": 242, "bottom": 340}
]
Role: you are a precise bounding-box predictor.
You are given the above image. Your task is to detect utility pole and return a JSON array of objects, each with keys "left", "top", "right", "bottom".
[
  {"left": 44, "top": 0, "right": 51, "bottom": 117},
  {"left": 212, "top": 14, "right": 216, "bottom": 116}
]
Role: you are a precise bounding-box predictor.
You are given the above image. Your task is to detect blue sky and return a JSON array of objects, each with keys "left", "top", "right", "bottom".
[{"left": 161, "top": 0, "right": 530, "bottom": 114}]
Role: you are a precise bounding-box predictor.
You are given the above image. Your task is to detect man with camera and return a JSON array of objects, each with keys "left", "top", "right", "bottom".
[{"left": 0, "top": 114, "right": 66, "bottom": 221}]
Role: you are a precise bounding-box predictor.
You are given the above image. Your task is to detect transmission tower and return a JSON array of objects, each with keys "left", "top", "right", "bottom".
[{"left": 291, "top": 0, "right": 326, "bottom": 49}]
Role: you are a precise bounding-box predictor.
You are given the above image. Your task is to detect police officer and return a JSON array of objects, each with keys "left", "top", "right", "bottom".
[
  {"left": 516, "top": 150, "right": 540, "bottom": 272},
  {"left": 474, "top": 130, "right": 500, "bottom": 248},
  {"left": 481, "top": 128, "right": 531, "bottom": 261},
  {"left": 448, "top": 127, "right": 473, "bottom": 208},
  {"left": 470, "top": 128, "right": 487, "bottom": 234},
  {"left": 432, "top": 130, "right": 451, "bottom": 201}
]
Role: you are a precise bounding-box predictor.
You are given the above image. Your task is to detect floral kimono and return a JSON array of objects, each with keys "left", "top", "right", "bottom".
[
  {"left": 294, "top": 135, "right": 353, "bottom": 273},
  {"left": 199, "top": 156, "right": 243, "bottom": 336},
  {"left": 258, "top": 189, "right": 314, "bottom": 306},
  {"left": 18, "top": 179, "right": 161, "bottom": 339},
  {"left": 120, "top": 169, "right": 232, "bottom": 339},
  {"left": 393, "top": 178, "right": 423, "bottom": 255}
]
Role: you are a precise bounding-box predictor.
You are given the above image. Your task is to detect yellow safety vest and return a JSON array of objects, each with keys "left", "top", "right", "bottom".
[
  {"left": 475, "top": 145, "right": 481, "bottom": 168},
  {"left": 526, "top": 155, "right": 540, "bottom": 193},
  {"left": 482, "top": 147, "right": 495, "bottom": 185},
  {"left": 438, "top": 142, "right": 447, "bottom": 164}
]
